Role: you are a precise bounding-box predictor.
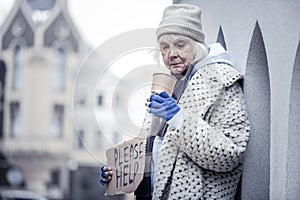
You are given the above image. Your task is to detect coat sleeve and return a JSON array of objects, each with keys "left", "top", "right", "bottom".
[{"left": 168, "top": 82, "right": 250, "bottom": 172}]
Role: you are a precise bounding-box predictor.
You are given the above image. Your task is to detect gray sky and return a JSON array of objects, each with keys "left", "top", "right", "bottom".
[{"left": 0, "top": 0, "right": 171, "bottom": 48}]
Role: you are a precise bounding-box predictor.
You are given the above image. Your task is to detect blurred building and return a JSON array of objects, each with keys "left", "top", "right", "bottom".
[{"left": 0, "top": 0, "right": 125, "bottom": 199}]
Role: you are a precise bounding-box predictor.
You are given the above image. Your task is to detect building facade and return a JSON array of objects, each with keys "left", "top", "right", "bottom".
[{"left": 0, "top": 0, "right": 115, "bottom": 199}]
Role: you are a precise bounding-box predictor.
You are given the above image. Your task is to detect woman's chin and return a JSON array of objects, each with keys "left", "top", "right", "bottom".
[
  {"left": 168, "top": 66, "right": 179, "bottom": 73},
  {"left": 171, "top": 69, "right": 184, "bottom": 74},
  {"left": 169, "top": 65, "right": 188, "bottom": 75}
]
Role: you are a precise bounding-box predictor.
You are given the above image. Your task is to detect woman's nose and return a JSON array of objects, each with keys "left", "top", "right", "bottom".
[{"left": 169, "top": 46, "right": 179, "bottom": 57}]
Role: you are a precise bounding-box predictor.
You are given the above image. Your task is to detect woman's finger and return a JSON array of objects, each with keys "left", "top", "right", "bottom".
[
  {"left": 102, "top": 166, "right": 112, "bottom": 171},
  {"left": 105, "top": 170, "right": 113, "bottom": 177},
  {"left": 148, "top": 101, "right": 162, "bottom": 109},
  {"left": 149, "top": 107, "right": 166, "bottom": 117},
  {"left": 150, "top": 94, "right": 166, "bottom": 103},
  {"left": 99, "top": 179, "right": 107, "bottom": 186},
  {"left": 101, "top": 166, "right": 113, "bottom": 178},
  {"left": 101, "top": 169, "right": 109, "bottom": 178},
  {"left": 99, "top": 175, "right": 113, "bottom": 185},
  {"left": 99, "top": 180, "right": 106, "bottom": 185}
]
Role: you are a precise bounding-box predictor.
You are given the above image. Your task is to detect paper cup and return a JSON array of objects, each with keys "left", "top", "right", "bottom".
[
  {"left": 151, "top": 73, "right": 177, "bottom": 95},
  {"left": 149, "top": 73, "right": 177, "bottom": 136}
]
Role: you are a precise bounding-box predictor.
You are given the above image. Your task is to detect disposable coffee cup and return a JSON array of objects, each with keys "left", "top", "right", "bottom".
[
  {"left": 149, "top": 73, "right": 177, "bottom": 136},
  {"left": 151, "top": 73, "right": 177, "bottom": 95}
]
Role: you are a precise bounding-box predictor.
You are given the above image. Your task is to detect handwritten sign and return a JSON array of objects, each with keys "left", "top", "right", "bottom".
[{"left": 105, "top": 137, "right": 146, "bottom": 195}]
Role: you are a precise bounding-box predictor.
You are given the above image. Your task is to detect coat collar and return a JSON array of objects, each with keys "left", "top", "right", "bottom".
[{"left": 189, "top": 43, "right": 236, "bottom": 80}]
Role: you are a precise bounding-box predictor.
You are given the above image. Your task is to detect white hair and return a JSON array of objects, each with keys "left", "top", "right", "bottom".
[{"left": 193, "top": 41, "right": 209, "bottom": 64}]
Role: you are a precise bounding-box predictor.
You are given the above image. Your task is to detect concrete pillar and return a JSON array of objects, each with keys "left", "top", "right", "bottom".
[
  {"left": 286, "top": 40, "right": 300, "bottom": 199},
  {"left": 242, "top": 22, "right": 270, "bottom": 200}
]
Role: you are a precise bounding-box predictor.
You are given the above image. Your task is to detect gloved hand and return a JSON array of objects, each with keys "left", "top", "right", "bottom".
[
  {"left": 147, "top": 91, "right": 180, "bottom": 122},
  {"left": 99, "top": 166, "right": 112, "bottom": 186}
]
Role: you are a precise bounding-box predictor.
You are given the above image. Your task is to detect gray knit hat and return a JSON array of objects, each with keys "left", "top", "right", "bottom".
[{"left": 156, "top": 4, "right": 205, "bottom": 43}]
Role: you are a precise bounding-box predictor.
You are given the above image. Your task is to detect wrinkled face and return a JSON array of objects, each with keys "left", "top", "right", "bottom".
[{"left": 159, "top": 35, "right": 196, "bottom": 74}]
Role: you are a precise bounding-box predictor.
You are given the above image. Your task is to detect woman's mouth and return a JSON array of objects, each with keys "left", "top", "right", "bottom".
[{"left": 170, "top": 63, "right": 182, "bottom": 67}]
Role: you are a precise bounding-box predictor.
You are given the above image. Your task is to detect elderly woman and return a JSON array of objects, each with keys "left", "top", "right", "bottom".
[{"left": 100, "top": 4, "right": 250, "bottom": 200}]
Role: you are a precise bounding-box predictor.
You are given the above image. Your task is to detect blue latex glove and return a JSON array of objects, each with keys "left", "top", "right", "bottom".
[
  {"left": 99, "top": 166, "right": 112, "bottom": 186},
  {"left": 148, "top": 91, "right": 180, "bottom": 122}
]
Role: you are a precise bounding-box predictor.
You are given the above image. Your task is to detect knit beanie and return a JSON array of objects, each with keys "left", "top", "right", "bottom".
[{"left": 156, "top": 4, "right": 205, "bottom": 43}]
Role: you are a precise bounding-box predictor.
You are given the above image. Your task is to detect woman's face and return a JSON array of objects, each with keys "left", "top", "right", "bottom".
[{"left": 159, "top": 35, "right": 196, "bottom": 74}]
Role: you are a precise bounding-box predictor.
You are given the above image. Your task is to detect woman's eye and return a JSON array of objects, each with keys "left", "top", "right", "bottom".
[
  {"left": 160, "top": 45, "right": 169, "bottom": 51},
  {"left": 175, "top": 43, "right": 186, "bottom": 49}
]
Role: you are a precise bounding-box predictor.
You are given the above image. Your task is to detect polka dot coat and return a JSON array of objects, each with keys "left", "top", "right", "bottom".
[{"left": 151, "top": 63, "right": 250, "bottom": 200}]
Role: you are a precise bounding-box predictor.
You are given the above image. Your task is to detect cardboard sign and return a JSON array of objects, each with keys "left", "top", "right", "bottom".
[{"left": 105, "top": 137, "right": 146, "bottom": 195}]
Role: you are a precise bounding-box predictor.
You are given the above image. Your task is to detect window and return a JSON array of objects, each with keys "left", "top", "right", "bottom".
[
  {"left": 47, "top": 168, "right": 60, "bottom": 189},
  {"left": 32, "top": 10, "right": 50, "bottom": 25},
  {"left": 10, "top": 102, "right": 20, "bottom": 138},
  {"left": 50, "top": 169, "right": 60, "bottom": 186},
  {"left": 53, "top": 48, "right": 65, "bottom": 92},
  {"left": 12, "top": 45, "right": 23, "bottom": 90},
  {"left": 97, "top": 95, "right": 103, "bottom": 106},
  {"left": 75, "top": 129, "right": 84, "bottom": 150},
  {"left": 50, "top": 104, "right": 64, "bottom": 138}
]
